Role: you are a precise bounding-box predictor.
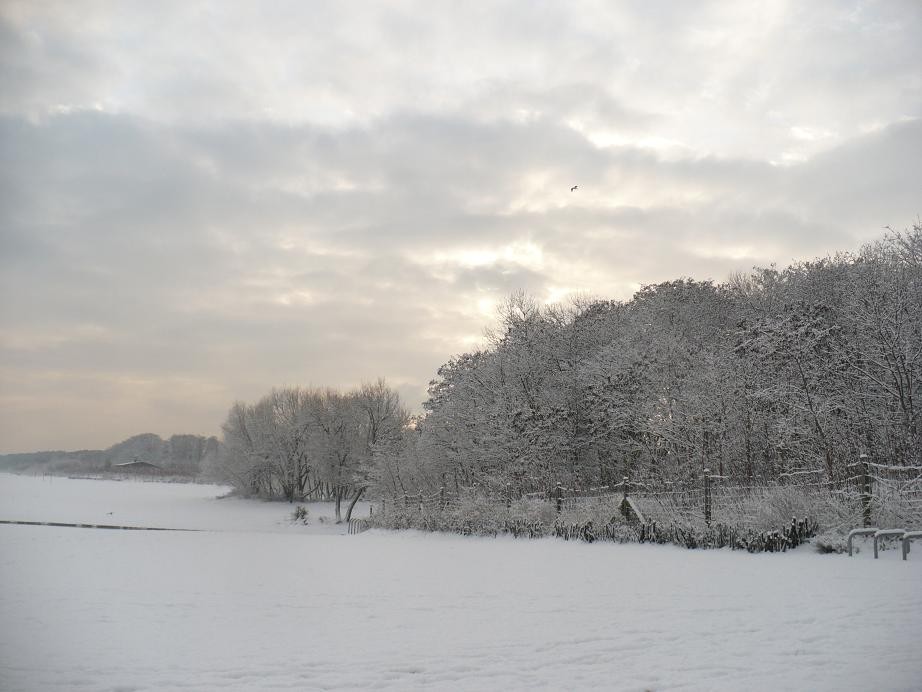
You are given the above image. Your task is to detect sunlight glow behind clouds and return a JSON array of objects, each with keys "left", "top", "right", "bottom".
[{"left": 428, "top": 242, "right": 544, "bottom": 271}]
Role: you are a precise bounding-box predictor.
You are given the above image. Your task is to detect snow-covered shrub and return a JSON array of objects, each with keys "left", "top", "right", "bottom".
[
  {"left": 812, "top": 531, "right": 848, "bottom": 554},
  {"left": 604, "top": 523, "right": 640, "bottom": 543},
  {"left": 291, "top": 505, "right": 310, "bottom": 525},
  {"left": 745, "top": 488, "right": 859, "bottom": 534},
  {"left": 558, "top": 497, "right": 626, "bottom": 528}
]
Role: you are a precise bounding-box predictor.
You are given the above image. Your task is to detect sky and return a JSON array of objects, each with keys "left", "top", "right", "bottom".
[{"left": 1, "top": 0, "right": 920, "bottom": 453}]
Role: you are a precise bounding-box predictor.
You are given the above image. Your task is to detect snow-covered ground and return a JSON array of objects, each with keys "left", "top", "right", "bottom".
[
  {"left": 1, "top": 474, "right": 920, "bottom": 691},
  {"left": 0, "top": 473, "right": 364, "bottom": 533}
]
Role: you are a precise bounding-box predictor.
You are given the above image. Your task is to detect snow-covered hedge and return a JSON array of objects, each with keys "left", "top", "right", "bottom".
[{"left": 368, "top": 492, "right": 819, "bottom": 553}]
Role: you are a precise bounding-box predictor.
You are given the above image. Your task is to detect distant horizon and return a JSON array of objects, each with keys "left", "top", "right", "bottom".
[
  {"left": 0, "top": 430, "right": 219, "bottom": 457},
  {"left": 2, "top": 1, "right": 920, "bottom": 453}
]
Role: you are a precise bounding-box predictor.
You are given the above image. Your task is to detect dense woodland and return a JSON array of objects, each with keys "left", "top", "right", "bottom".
[{"left": 210, "top": 226, "right": 921, "bottom": 509}]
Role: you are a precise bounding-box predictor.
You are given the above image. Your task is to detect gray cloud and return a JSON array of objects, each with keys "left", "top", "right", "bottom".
[{"left": 0, "top": 1, "right": 920, "bottom": 452}]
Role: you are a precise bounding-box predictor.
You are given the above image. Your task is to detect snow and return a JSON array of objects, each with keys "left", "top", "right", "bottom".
[
  {"left": 0, "top": 473, "right": 361, "bottom": 533},
  {"left": 1, "top": 474, "right": 921, "bottom": 691}
]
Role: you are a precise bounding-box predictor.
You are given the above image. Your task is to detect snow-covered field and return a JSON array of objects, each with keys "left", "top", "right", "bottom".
[
  {"left": 0, "top": 473, "right": 363, "bottom": 533},
  {"left": 1, "top": 474, "right": 920, "bottom": 691}
]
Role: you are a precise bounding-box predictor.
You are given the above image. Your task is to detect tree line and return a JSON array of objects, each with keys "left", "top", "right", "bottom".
[
  {"left": 209, "top": 381, "right": 408, "bottom": 521},
  {"left": 211, "top": 224, "right": 921, "bottom": 505},
  {"left": 0, "top": 433, "right": 218, "bottom": 477}
]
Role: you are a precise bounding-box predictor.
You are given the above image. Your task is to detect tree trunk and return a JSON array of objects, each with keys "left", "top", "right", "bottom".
[{"left": 344, "top": 486, "right": 368, "bottom": 522}]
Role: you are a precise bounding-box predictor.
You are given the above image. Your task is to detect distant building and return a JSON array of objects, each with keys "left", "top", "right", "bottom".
[{"left": 112, "top": 460, "right": 163, "bottom": 475}]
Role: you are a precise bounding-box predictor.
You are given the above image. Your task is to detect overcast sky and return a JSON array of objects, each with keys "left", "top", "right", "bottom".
[{"left": 1, "top": 1, "right": 920, "bottom": 453}]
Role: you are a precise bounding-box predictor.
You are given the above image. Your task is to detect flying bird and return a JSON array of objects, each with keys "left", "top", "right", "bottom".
[{"left": 570, "top": 185, "right": 578, "bottom": 192}]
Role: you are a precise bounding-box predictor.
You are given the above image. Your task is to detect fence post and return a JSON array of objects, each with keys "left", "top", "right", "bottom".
[
  {"left": 554, "top": 482, "right": 563, "bottom": 515},
  {"left": 703, "top": 468, "right": 712, "bottom": 527},
  {"left": 860, "top": 454, "right": 872, "bottom": 528},
  {"left": 417, "top": 492, "right": 423, "bottom": 513},
  {"left": 622, "top": 475, "right": 630, "bottom": 501},
  {"left": 505, "top": 482, "right": 512, "bottom": 509}
]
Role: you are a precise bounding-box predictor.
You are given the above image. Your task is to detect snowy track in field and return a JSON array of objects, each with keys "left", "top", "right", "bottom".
[
  {"left": 0, "top": 519, "right": 200, "bottom": 531},
  {"left": 1, "top": 474, "right": 920, "bottom": 691}
]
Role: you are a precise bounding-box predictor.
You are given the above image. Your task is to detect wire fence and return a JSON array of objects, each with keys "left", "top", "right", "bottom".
[{"left": 366, "top": 459, "right": 922, "bottom": 552}]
